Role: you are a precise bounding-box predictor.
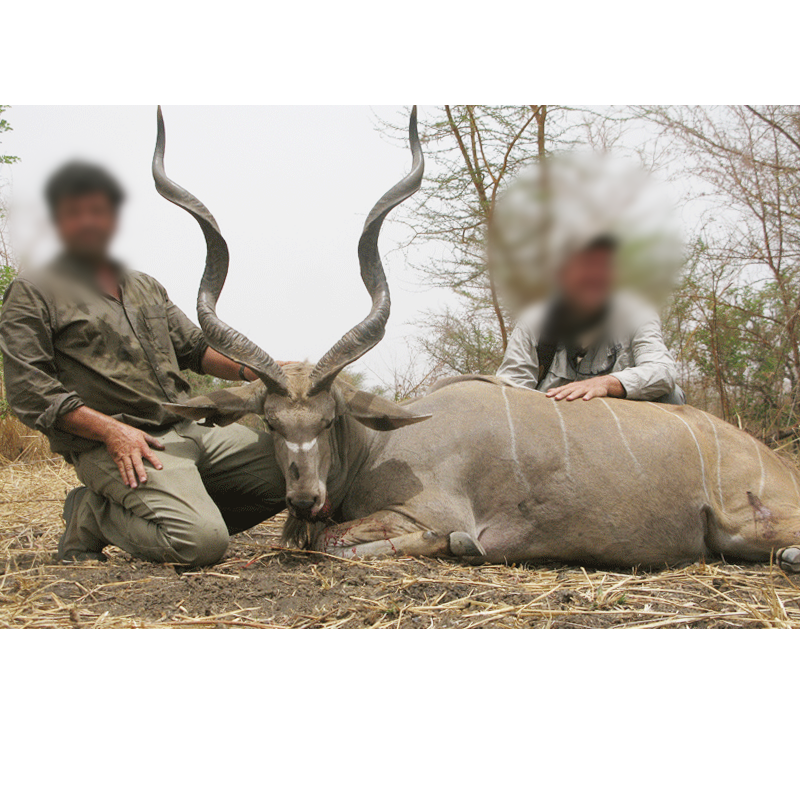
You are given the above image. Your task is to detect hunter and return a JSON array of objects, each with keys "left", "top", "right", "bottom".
[
  {"left": 0, "top": 162, "right": 286, "bottom": 566},
  {"left": 497, "top": 235, "right": 685, "bottom": 405}
]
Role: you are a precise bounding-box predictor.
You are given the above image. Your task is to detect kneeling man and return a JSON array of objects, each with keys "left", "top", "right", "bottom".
[
  {"left": 497, "top": 235, "right": 684, "bottom": 404},
  {"left": 0, "top": 163, "right": 286, "bottom": 566}
]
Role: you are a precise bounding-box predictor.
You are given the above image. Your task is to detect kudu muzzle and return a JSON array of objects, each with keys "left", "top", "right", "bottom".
[{"left": 283, "top": 437, "right": 329, "bottom": 519}]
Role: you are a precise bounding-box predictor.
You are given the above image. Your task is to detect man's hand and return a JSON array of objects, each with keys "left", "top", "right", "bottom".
[
  {"left": 243, "top": 362, "right": 296, "bottom": 381},
  {"left": 546, "top": 375, "right": 626, "bottom": 402},
  {"left": 102, "top": 421, "right": 165, "bottom": 488},
  {"left": 59, "top": 406, "right": 166, "bottom": 488}
]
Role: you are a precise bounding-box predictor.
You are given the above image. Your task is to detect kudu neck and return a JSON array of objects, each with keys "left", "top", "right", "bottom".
[{"left": 324, "top": 412, "right": 379, "bottom": 512}]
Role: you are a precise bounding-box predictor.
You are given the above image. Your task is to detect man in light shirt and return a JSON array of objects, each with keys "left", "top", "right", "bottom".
[{"left": 497, "top": 235, "right": 685, "bottom": 404}]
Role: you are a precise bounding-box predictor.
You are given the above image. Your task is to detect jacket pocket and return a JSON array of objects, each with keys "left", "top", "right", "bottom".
[
  {"left": 584, "top": 343, "right": 625, "bottom": 376},
  {"left": 613, "top": 343, "right": 633, "bottom": 370},
  {"left": 140, "top": 305, "right": 172, "bottom": 355}
]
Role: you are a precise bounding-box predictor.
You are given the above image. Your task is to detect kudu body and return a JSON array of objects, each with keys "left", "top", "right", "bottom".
[{"left": 153, "top": 107, "right": 800, "bottom": 572}]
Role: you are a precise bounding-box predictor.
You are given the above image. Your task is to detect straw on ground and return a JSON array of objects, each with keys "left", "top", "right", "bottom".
[{"left": 2, "top": 453, "right": 800, "bottom": 629}]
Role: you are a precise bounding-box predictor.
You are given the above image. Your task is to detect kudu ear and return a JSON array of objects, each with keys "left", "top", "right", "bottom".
[
  {"left": 164, "top": 383, "right": 266, "bottom": 427},
  {"left": 341, "top": 387, "right": 432, "bottom": 432}
]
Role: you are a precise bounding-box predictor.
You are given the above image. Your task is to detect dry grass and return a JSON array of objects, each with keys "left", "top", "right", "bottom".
[
  {"left": 0, "top": 415, "right": 53, "bottom": 463},
  {"left": 3, "top": 457, "right": 800, "bottom": 629}
]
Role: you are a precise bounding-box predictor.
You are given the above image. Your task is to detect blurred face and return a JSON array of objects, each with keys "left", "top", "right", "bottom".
[
  {"left": 54, "top": 191, "right": 118, "bottom": 261},
  {"left": 558, "top": 246, "right": 615, "bottom": 317}
]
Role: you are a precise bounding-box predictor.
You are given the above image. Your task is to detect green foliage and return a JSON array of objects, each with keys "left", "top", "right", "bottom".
[
  {"left": 683, "top": 280, "right": 800, "bottom": 434},
  {"left": 339, "top": 368, "right": 368, "bottom": 390},
  {"left": 0, "top": 260, "right": 14, "bottom": 299},
  {"left": 652, "top": 106, "right": 800, "bottom": 440},
  {"left": 181, "top": 370, "right": 233, "bottom": 397},
  {"left": 417, "top": 308, "right": 504, "bottom": 377},
  {"left": 0, "top": 107, "right": 19, "bottom": 166},
  {"left": 0, "top": 106, "right": 19, "bottom": 403},
  {"left": 0, "top": 251, "right": 16, "bottom": 401}
]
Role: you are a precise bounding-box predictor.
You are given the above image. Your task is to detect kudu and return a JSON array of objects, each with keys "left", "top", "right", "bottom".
[{"left": 154, "top": 106, "right": 800, "bottom": 573}]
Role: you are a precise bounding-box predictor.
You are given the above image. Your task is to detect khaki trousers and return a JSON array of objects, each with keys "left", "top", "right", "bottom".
[{"left": 63, "top": 421, "right": 285, "bottom": 567}]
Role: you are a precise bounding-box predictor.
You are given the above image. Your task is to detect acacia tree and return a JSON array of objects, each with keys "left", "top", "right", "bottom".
[
  {"left": 378, "top": 105, "right": 569, "bottom": 384},
  {"left": 642, "top": 105, "right": 800, "bottom": 438},
  {"left": 0, "top": 106, "right": 19, "bottom": 406},
  {"left": 0, "top": 106, "right": 18, "bottom": 293},
  {"left": 439, "top": 105, "right": 549, "bottom": 349}
]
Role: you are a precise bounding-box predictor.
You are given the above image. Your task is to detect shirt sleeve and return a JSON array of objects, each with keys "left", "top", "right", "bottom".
[
  {"left": 164, "top": 295, "right": 209, "bottom": 374},
  {"left": 0, "top": 279, "right": 85, "bottom": 434},
  {"left": 497, "top": 320, "right": 540, "bottom": 391},
  {"left": 614, "top": 311, "right": 678, "bottom": 401}
]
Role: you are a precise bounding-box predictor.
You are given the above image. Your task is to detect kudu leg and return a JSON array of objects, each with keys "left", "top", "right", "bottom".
[
  {"left": 711, "top": 489, "right": 800, "bottom": 572},
  {"left": 312, "top": 511, "right": 466, "bottom": 560}
]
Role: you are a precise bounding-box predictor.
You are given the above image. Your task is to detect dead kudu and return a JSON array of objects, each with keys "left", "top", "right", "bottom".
[{"left": 153, "top": 107, "right": 800, "bottom": 573}]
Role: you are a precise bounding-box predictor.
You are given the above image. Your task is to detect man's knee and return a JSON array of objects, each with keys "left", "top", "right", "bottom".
[
  {"left": 161, "top": 518, "right": 230, "bottom": 567},
  {"left": 168, "top": 520, "right": 230, "bottom": 567}
]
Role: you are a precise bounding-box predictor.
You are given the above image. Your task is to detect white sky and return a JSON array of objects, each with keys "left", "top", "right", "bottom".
[{"left": 2, "top": 105, "right": 450, "bottom": 388}]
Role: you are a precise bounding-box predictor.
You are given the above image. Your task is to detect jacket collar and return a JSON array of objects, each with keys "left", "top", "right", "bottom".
[{"left": 52, "top": 251, "right": 127, "bottom": 288}]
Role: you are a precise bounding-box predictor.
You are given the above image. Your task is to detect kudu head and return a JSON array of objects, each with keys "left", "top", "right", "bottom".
[{"left": 153, "top": 106, "right": 429, "bottom": 521}]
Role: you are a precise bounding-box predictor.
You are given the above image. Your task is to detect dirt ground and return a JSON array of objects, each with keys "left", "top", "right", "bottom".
[{"left": 3, "top": 458, "right": 800, "bottom": 629}]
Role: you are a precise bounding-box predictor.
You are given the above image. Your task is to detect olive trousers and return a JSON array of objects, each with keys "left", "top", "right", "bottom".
[{"left": 61, "top": 421, "right": 285, "bottom": 567}]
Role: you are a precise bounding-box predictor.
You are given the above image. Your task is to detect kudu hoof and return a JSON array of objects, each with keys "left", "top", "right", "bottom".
[
  {"left": 449, "top": 531, "right": 486, "bottom": 560},
  {"left": 778, "top": 547, "right": 800, "bottom": 574}
]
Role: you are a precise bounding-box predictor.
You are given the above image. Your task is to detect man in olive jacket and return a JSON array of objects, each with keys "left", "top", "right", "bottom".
[{"left": 0, "top": 162, "right": 285, "bottom": 566}]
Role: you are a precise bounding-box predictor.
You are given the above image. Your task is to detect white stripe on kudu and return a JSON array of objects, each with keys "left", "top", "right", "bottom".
[
  {"left": 706, "top": 414, "right": 728, "bottom": 513},
  {"left": 286, "top": 439, "right": 317, "bottom": 454},
  {"left": 599, "top": 398, "right": 643, "bottom": 472},
  {"left": 550, "top": 398, "right": 572, "bottom": 480},
  {"left": 750, "top": 436, "right": 766, "bottom": 495},
  {"left": 501, "top": 387, "right": 532, "bottom": 494},
  {"left": 649, "top": 404, "right": 710, "bottom": 504},
  {"left": 789, "top": 467, "right": 800, "bottom": 504}
]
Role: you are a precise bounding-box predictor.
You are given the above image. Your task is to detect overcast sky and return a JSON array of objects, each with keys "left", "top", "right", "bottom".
[{"left": 2, "top": 105, "right": 450, "bottom": 387}]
